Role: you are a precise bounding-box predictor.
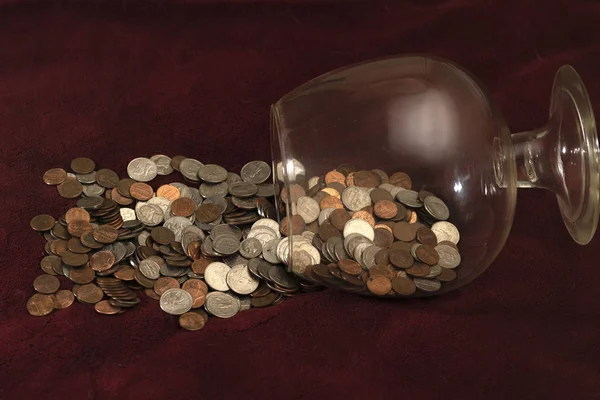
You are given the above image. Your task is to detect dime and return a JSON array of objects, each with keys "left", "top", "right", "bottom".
[
  {"left": 127, "top": 157, "right": 158, "bottom": 182},
  {"left": 160, "top": 288, "right": 193, "bottom": 315},
  {"left": 239, "top": 238, "right": 262, "bottom": 258}
]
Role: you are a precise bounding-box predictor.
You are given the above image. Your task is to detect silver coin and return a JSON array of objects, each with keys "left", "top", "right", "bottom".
[
  {"left": 341, "top": 187, "right": 371, "bottom": 211},
  {"left": 431, "top": 221, "right": 460, "bottom": 244},
  {"left": 204, "top": 262, "right": 231, "bottom": 291},
  {"left": 170, "top": 182, "right": 193, "bottom": 199},
  {"left": 213, "top": 235, "right": 241, "bottom": 256},
  {"left": 226, "top": 172, "right": 242, "bottom": 185},
  {"left": 205, "top": 292, "right": 240, "bottom": 318},
  {"left": 199, "top": 182, "right": 229, "bottom": 199},
  {"left": 343, "top": 219, "right": 375, "bottom": 241},
  {"left": 186, "top": 187, "right": 204, "bottom": 207},
  {"left": 268, "top": 265, "right": 298, "bottom": 289},
  {"left": 127, "top": 157, "right": 158, "bottom": 182},
  {"left": 139, "top": 258, "right": 161, "bottom": 280},
  {"left": 137, "top": 204, "right": 164, "bottom": 226},
  {"left": 396, "top": 270, "right": 408, "bottom": 279},
  {"left": 146, "top": 196, "right": 170, "bottom": 217},
  {"left": 361, "top": 245, "right": 381, "bottom": 270},
  {"left": 197, "top": 164, "right": 228, "bottom": 183},
  {"left": 137, "top": 230, "right": 150, "bottom": 247},
  {"left": 82, "top": 183, "right": 105, "bottom": 197},
  {"left": 296, "top": 196, "right": 320, "bottom": 224},
  {"left": 178, "top": 158, "right": 204, "bottom": 182},
  {"left": 435, "top": 244, "right": 461, "bottom": 269},
  {"left": 256, "top": 183, "right": 275, "bottom": 197},
  {"left": 229, "top": 181, "right": 258, "bottom": 198},
  {"left": 276, "top": 158, "right": 305, "bottom": 182},
  {"left": 106, "top": 242, "right": 127, "bottom": 264},
  {"left": 247, "top": 227, "right": 278, "bottom": 246},
  {"left": 413, "top": 278, "right": 442, "bottom": 292},
  {"left": 202, "top": 196, "right": 228, "bottom": 213},
  {"left": 211, "top": 224, "right": 242, "bottom": 240},
  {"left": 334, "top": 242, "right": 350, "bottom": 261},
  {"left": 223, "top": 253, "right": 248, "bottom": 268},
  {"left": 308, "top": 176, "right": 320, "bottom": 190},
  {"left": 353, "top": 242, "right": 371, "bottom": 263},
  {"left": 226, "top": 264, "right": 259, "bottom": 295},
  {"left": 262, "top": 239, "right": 281, "bottom": 264},
  {"left": 195, "top": 214, "right": 223, "bottom": 232},
  {"left": 371, "top": 169, "right": 389, "bottom": 184},
  {"left": 150, "top": 154, "right": 174, "bottom": 175},
  {"left": 119, "top": 207, "right": 136, "bottom": 221},
  {"left": 160, "top": 288, "right": 193, "bottom": 315},
  {"left": 290, "top": 249, "right": 313, "bottom": 275},
  {"left": 76, "top": 171, "right": 96, "bottom": 184},
  {"left": 301, "top": 230, "right": 315, "bottom": 242},
  {"left": 239, "top": 238, "right": 262, "bottom": 258},
  {"left": 424, "top": 196, "right": 450, "bottom": 221},
  {"left": 240, "top": 160, "right": 271, "bottom": 184},
  {"left": 66, "top": 172, "right": 76, "bottom": 179},
  {"left": 410, "top": 243, "right": 421, "bottom": 259},
  {"left": 239, "top": 296, "right": 252, "bottom": 311},
  {"left": 181, "top": 226, "right": 206, "bottom": 257},
  {"left": 425, "top": 264, "right": 443, "bottom": 278},
  {"left": 396, "top": 190, "right": 423, "bottom": 208},
  {"left": 163, "top": 216, "right": 192, "bottom": 241},
  {"left": 318, "top": 208, "right": 336, "bottom": 225},
  {"left": 251, "top": 218, "right": 281, "bottom": 236},
  {"left": 161, "top": 262, "right": 189, "bottom": 278},
  {"left": 123, "top": 241, "right": 137, "bottom": 257}
]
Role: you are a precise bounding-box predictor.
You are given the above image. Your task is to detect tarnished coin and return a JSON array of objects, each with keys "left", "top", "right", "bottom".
[
  {"left": 396, "top": 190, "right": 422, "bottom": 208},
  {"left": 96, "top": 168, "right": 119, "bottom": 188},
  {"left": 241, "top": 161, "right": 271, "bottom": 184},
  {"left": 197, "top": 164, "right": 228, "bottom": 183},
  {"left": 179, "top": 312, "right": 206, "bottom": 331},
  {"left": 226, "top": 265, "right": 260, "bottom": 295},
  {"left": 239, "top": 238, "right": 262, "bottom": 258},
  {"left": 27, "top": 293, "right": 55, "bottom": 316},
  {"left": 414, "top": 278, "right": 442, "bottom": 292},
  {"left": 159, "top": 288, "right": 193, "bottom": 315},
  {"left": 43, "top": 168, "right": 67, "bottom": 185},
  {"left": 342, "top": 186, "right": 371, "bottom": 211},
  {"left": 435, "top": 244, "right": 461, "bottom": 269},
  {"left": 57, "top": 178, "right": 83, "bottom": 198},
  {"left": 205, "top": 292, "right": 240, "bottom": 318},
  {"left": 71, "top": 157, "right": 96, "bottom": 174},
  {"left": 30, "top": 214, "right": 56, "bottom": 232},
  {"left": 33, "top": 274, "right": 60, "bottom": 294},
  {"left": 431, "top": 221, "right": 460, "bottom": 244},
  {"left": 195, "top": 204, "right": 221, "bottom": 223},
  {"left": 54, "top": 290, "right": 75, "bottom": 309},
  {"left": 424, "top": 196, "right": 450, "bottom": 221},
  {"left": 204, "top": 262, "right": 231, "bottom": 291},
  {"left": 127, "top": 157, "right": 158, "bottom": 182}
]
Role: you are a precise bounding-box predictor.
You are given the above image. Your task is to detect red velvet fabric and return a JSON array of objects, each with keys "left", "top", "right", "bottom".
[{"left": 1, "top": 1, "right": 600, "bottom": 399}]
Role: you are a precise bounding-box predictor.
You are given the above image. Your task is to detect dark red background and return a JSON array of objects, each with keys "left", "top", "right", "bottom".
[{"left": 1, "top": 1, "right": 600, "bottom": 399}]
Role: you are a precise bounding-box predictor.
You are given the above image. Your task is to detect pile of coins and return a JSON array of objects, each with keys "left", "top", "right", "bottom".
[
  {"left": 273, "top": 165, "right": 462, "bottom": 296},
  {"left": 29, "top": 156, "right": 321, "bottom": 331}
]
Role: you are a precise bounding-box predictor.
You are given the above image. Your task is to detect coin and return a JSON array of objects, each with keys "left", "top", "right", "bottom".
[
  {"left": 179, "top": 158, "right": 203, "bottom": 181},
  {"left": 296, "top": 196, "right": 320, "bottom": 224},
  {"left": 27, "top": 293, "right": 56, "bottom": 316},
  {"left": 241, "top": 161, "right": 271, "bottom": 184},
  {"left": 435, "top": 244, "right": 461, "bottom": 269},
  {"left": 94, "top": 300, "right": 122, "bottom": 315},
  {"left": 438, "top": 268, "right": 457, "bottom": 282},
  {"left": 213, "top": 235, "right": 240, "bottom": 255},
  {"left": 185, "top": 288, "right": 207, "bottom": 308},
  {"left": 205, "top": 292, "right": 240, "bottom": 318},
  {"left": 139, "top": 258, "right": 161, "bottom": 280},
  {"left": 367, "top": 275, "right": 392, "bottom": 295},
  {"left": 204, "top": 262, "right": 231, "bottom": 291},
  {"left": 239, "top": 238, "right": 262, "bottom": 258},
  {"left": 57, "top": 177, "right": 83, "bottom": 198},
  {"left": 93, "top": 225, "right": 118, "bottom": 244},
  {"left": 391, "top": 277, "right": 416, "bottom": 295},
  {"left": 353, "top": 170, "right": 381, "bottom": 188},
  {"left": 226, "top": 265, "right": 259, "bottom": 295},
  {"left": 431, "top": 221, "right": 460, "bottom": 244},
  {"left": 171, "top": 198, "right": 196, "bottom": 217},
  {"left": 195, "top": 204, "right": 221, "bottom": 223},
  {"left": 156, "top": 184, "right": 181, "bottom": 200},
  {"left": 414, "top": 278, "right": 442, "bottom": 292},
  {"left": 77, "top": 283, "right": 104, "bottom": 304},
  {"left": 343, "top": 219, "right": 375, "bottom": 241},
  {"left": 341, "top": 186, "right": 371, "bottom": 211},
  {"left": 127, "top": 157, "right": 158, "bottom": 182},
  {"left": 96, "top": 168, "right": 119, "bottom": 188},
  {"left": 182, "top": 279, "right": 209, "bottom": 294},
  {"left": 179, "top": 312, "right": 206, "bottom": 331},
  {"left": 43, "top": 168, "right": 67, "bottom": 185},
  {"left": 150, "top": 154, "right": 174, "bottom": 175},
  {"left": 54, "top": 290, "right": 75, "bottom": 309},
  {"left": 160, "top": 288, "right": 193, "bottom": 315},
  {"left": 129, "top": 182, "right": 154, "bottom": 201},
  {"left": 198, "top": 164, "right": 228, "bottom": 183},
  {"left": 89, "top": 250, "right": 116, "bottom": 272},
  {"left": 424, "top": 196, "right": 450, "bottom": 221},
  {"left": 389, "top": 172, "right": 412, "bottom": 189},
  {"left": 30, "top": 214, "right": 56, "bottom": 232},
  {"left": 373, "top": 200, "right": 397, "bottom": 220},
  {"left": 33, "top": 274, "right": 60, "bottom": 294},
  {"left": 71, "top": 157, "right": 96, "bottom": 174},
  {"left": 137, "top": 204, "right": 164, "bottom": 226}
]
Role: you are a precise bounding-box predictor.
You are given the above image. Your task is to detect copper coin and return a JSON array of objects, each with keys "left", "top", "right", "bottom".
[
  {"left": 93, "top": 225, "right": 119, "bottom": 244},
  {"left": 54, "top": 290, "right": 75, "bottom": 309},
  {"left": 338, "top": 259, "right": 362, "bottom": 276},
  {"left": 145, "top": 288, "right": 161, "bottom": 300},
  {"left": 418, "top": 189, "right": 435, "bottom": 201},
  {"left": 77, "top": 283, "right": 104, "bottom": 304},
  {"left": 111, "top": 187, "right": 135, "bottom": 206},
  {"left": 26, "top": 293, "right": 55, "bottom": 316},
  {"left": 134, "top": 268, "right": 156, "bottom": 288},
  {"left": 370, "top": 188, "right": 394, "bottom": 203},
  {"left": 30, "top": 214, "right": 56, "bottom": 232},
  {"left": 335, "top": 163, "right": 357, "bottom": 176},
  {"left": 280, "top": 215, "right": 306, "bottom": 236},
  {"left": 416, "top": 245, "right": 439, "bottom": 266},
  {"left": 151, "top": 226, "right": 175, "bottom": 245},
  {"left": 179, "top": 312, "right": 206, "bottom": 331},
  {"left": 320, "top": 195, "right": 344, "bottom": 209},
  {"left": 114, "top": 265, "right": 136, "bottom": 281},
  {"left": 61, "top": 250, "right": 89, "bottom": 267},
  {"left": 416, "top": 227, "right": 437, "bottom": 246},
  {"left": 116, "top": 178, "right": 136, "bottom": 197},
  {"left": 191, "top": 257, "right": 212, "bottom": 275},
  {"left": 406, "top": 262, "right": 431, "bottom": 277},
  {"left": 408, "top": 210, "right": 418, "bottom": 223},
  {"left": 374, "top": 200, "right": 398, "bottom": 220},
  {"left": 318, "top": 220, "right": 341, "bottom": 241},
  {"left": 67, "top": 220, "right": 93, "bottom": 237},
  {"left": 156, "top": 184, "right": 181, "bottom": 200},
  {"left": 95, "top": 168, "right": 119, "bottom": 188},
  {"left": 50, "top": 239, "right": 68, "bottom": 256},
  {"left": 369, "top": 265, "right": 395, "bottom": 280},
  {"left": 154, "top": 277, "right": 180, "bottom": 296},
  {"left": 345, "top": 172, "right": 355, "bottom": 187},
  {"left": 67, "top": 237, "right": 91, "bottom": 254},
  {"left": 51, "top": 223, "right": 71, "bottom": 240},
  {"left": 57, "top": 178, "right": 83, "bottom": 198},
  {"left": 129, "top": 182, "right": 154, "bottom": 201},
  {"left": 373, "top": 228, "right": 394, "bottom": 248},
  {"left": 374, "top": 249, "right": 390, "bottom": 265},
  {"left": 68, "top": 265, "right": 95, "bottom": 284},
  {"left": 325, "top": 170, "right": 347, "bottom": 186},
  {"left": 70, "top": 157, "right": 95, "bottom": 174},
  {"left": 320, "top": 187, "right": 341, "bottom": 199},
  {"left": 353, "top": 170, "right": 381, "bottom": 188},
  {"left": 196, "top": 203, "right": 221, "bottom": 223},
  {"left": 389, "top": 172, "right": 412, "bottom": 189},
  {"left": 250, "top": 292, "right": 279, "bottom": 307},
  {"left": 393, "top": 222, "right": 416, "bottom": 242},
  {"left": 43, "top": 168, "right": 67, "bottom": 185},
  {"left": 94, "top": 300, "right": 121, "bottom": 315},
  {"left": 65, "top": 207, "right": 91, "bottom": 224},
  {"left": 329, "top": 209, "right": 351, "bottom": 231},
  {"left": 33, "top": 274, "right": 60, "bottom": 294},
  {"left": 191, "top": 309, "right": 210, "bottom": 324},
  {"left": 389, "top": 249, "right": 414, "bottom": 269},
  {"left": 280, "top": 184, "right": 306, "bottom": 204},
  {"left": 89, "top": 250, "right": 116, "bottom": 272},
  {"left": 187, "top": 241, "right": 202, "bottom": 260},
  {"left": 170, "top": 155, "right": 186, "bottom": 171},
  {"left": 171, "top": 197, "right": 196, "bottom": 217},
  {"left": 391, "top": 277, "right": 416, "bottom": 295},
  {"left": 352, "top": 211, "right": 375, "bottom": 227},
  {"left": 185, "top": 288, "right": 206, "bottom": 309},
  {"left": 438, "top": 268, "right": 457, "bottom": 282},
  {"left": 366, "top": 275, "right": 392, "bottom": 295},
  {"left": 40, "top": 255, "right": 62, "bottom": 275},
  {"left": 80, "top": 230, "right": 104, "bottom": 248},
  {"left": 182, "top": 279, "right": 209, "bottom": 294}
]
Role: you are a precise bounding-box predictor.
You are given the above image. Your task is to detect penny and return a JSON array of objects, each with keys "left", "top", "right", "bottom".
[
  {"left": 127, "top": 157, "right": 158, "bottom": 182},
  {"left": 27, "top": 293, "right": 55, "bottom": 316},
  {"left": 415, "top": 245, "right": 439, "bottom": 266},
  {"left": 367, "top": 275, "right": 392, "bottom": 295},
  {"left": 373, "top": 228, "right": 394, "bottom": 248},
  {"left": 57, "top": 177, "right": 83, "bottom": 198},
  {"left": 280, "top": 215, "right": 306, "bottom": 236},
  {"left": 325, "top": 170, "right": 346, "bottom": 186},
  {"left": 80, "top": 230, "right": 103, "bottom": 248},
  {"left": 179, "top": 312, "right": 207, "bottom": 331},
  {"left": 77, "top": 283, "right": 104, "bottom": 304},
  {"left": 438, "top": 268, "right": 457, "bottom": 282},
  {"left": 184, "top": 288, "right": 206, "bottom": 308},
  {"left": 33, "top": 274, "right": 60, "bottom": 294},
  {"left": 338, "top": 259, "right": 362, "bottom": 276},
  {"left": 89, "top": 250, "right": 116, "bottom": 272},
  {"left": 151, "top": 226, "right": 175, "bottom": 245},
  {"left": 152, "top": 277, "right": 180, "bottom": 296},
  {"left": 94, "top": 300, "right": 122, "bottom": 315},
  {"left": 156, "top": 184, "right": 180, "bottom": 201},
  {"left": 43, "top": 168, "right": 67, "bottom": 185},
  {"left": 65, "top": 208, "right": 90, "bottom": 224},
  {"left": 280, "top": 184, "right": 306, "bottom": 204},
  {"left": 61, "top": 250, "right": 89, "bottom": 267},
  {"left": 389, "top": 172, "right": 412, "bottom": 189},
  {"left": 30, "top": 214, "right": 55, "bottom": 232},
  {"left": 321, "top": 187, "right": 341, "bottom": 199},
  {"left": 160, "top": 288, "right": 193, "bottom": 315},
  {"left": 67, "top": 220, "right": 93, "bottom": 237},
  {"left": 40, "top": 255, "right": 62, "bottom": 275},
  {"left": 406, "top": 263, "right": 431, "bottom": 277},
  {"left": 96, "top": 168, "right": 119, "bottom": 188},
  {"left": 353, "top": 170, "right": 381, "bottom": 188},
  {"left": 112, "top": 265, "right": 135, "bottom": 281},
  {"left": 241, "top": 160, "right": 271, "bottom": 184},
  {"left": 68, "top": 265, "right": 95, "bottom": 284},
  {"left": 391, "top": 277, "right": 416, "bottom": 295},
  {"left": 71, "top": 157, "right": 96, "bottom": 174},
  {"left": 320, "top": 195, "right": 344, "bottom": 210},
  {"left": 129, "top": 182, "right": 154, "bottom": 201},
  {"left": 393, "top": 222, "right": 416, "bottom": 242},
  {"left": 171, "top": 197, "right": 196, "bottom": 217},
  {"left": 182, "top": 279, "right": 209, "bottom": 294},
  {"left": 54, "top": 290, "right": 75, "bottom": 309},
  {"left": 170, "top": 155, "right": 187, "bottom": 171},
  {"left": 373, "top": 200, "right": 398, "bottom": 220},
  {"left": 93, "top": 225, "right": 118, "bottom": 244},
  {"left": 329, "top": 209, "right": 351, "bottom": 231},
  {"left": 416, "top": 227, "right": 438, "bottom": 246},
  {"left": 195, "top": 203, "right": 221, "bottom": 223},
  {"left": 389, "top": 248, "right": 414, "bottom": 269},
  {"left": 352, "top": 211, "right": 375, "bottom": 228}
]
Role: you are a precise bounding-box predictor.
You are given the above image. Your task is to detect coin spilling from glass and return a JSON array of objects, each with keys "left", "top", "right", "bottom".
[{"left": 29, "top": 156, "right": 323, "bottom": 331}]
